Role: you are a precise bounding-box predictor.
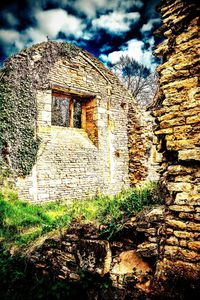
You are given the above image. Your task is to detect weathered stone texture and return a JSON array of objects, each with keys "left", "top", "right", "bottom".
[
  {"left": 25, "top": 202, "right": 200, "bottom": 298},
  {"left": 128, "top": 107, "right": 160, "bottom": 186},
  {"left": 27, "top": 206, "right": 165, "bottom": 297},
  {"left": 153, "top": 0, "right": 200, "bottom": 281},
  {"left": 0, "top": 40, "right": 158, "bottom": 201},
  {"left": 12, "top": 42, "right": 140, "bottom": 201}
]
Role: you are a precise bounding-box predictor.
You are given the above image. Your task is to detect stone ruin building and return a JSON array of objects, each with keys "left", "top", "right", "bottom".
[
  {"left": 27, "top": 0, "right": 200, "bottom": 297},
  {"left": 0, "top": 0, "right": 199, "bottom": 298},
  {"left": 0, "top": 41, "right": 152, "bottom": 202}
]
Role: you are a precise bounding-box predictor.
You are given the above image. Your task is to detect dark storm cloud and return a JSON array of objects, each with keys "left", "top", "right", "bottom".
[{"left": 0, "top": 0, "right": 161, "bottom": 69}]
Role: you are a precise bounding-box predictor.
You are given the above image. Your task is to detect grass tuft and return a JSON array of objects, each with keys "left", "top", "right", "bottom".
[{"left": 0, "top": 181, "right": 161, "bottom": 250}]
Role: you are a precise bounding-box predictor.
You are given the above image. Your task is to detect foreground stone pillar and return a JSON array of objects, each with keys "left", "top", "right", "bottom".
[{"left": 153, "top": 0, "right": 200, "bottom": 282}]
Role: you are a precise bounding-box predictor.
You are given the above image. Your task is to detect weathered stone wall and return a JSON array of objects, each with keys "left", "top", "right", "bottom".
[
  {"left": 13, "top": 42, "right": 137, "bottom": 202},
  {"left": 128, "top": 105, "right": 149, "bottom": 185},
  {"left": 27, "top": 206, "right": 164, "bottom": 298},
  {"left": 0, "top": 41, "right": 156, "bottom": 202},
  {"left": 27, "top": 202, "right": 199, "bottom": 298},
  {"left": 128, "top": 106, "right": 160, "bottom": 186},
  {"left": 3, "top": 42, "right": 153, "bottom": 202},
  {"left": 153, "top": 0, "right": 200, "bottom": 280}
]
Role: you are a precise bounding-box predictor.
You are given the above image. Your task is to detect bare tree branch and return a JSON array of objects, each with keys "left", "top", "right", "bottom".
[{"left": 110, "top": 55, "right": 158, "bottom": 108}]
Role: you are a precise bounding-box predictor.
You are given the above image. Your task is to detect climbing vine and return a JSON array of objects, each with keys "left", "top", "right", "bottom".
[
  {"left": 0, "top": 41, "right": 80, "bottom": 176},
  {"left": 0, "top": 64, "right": 39, "bottom": 176}
]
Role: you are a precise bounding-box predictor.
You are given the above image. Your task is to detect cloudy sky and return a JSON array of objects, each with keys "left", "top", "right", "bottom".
[{"left": 0, "top": 0, "right": 161, "bottom": 70}]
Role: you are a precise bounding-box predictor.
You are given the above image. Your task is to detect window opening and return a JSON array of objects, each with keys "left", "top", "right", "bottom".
[
  {"left": 73, "top": 99, "right": 82, "bottom": 128},
  {"left": 51, "top": 90, "right": 83, "bottom": 128},
  {"left": 52, "top": 96, "right": 70, "bottom": 127},
  {"left": 51, "top": 88, "right": 98, "bottom": 146}
]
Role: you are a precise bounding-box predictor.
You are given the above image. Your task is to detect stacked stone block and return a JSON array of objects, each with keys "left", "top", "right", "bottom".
[
  {"left": 128, "top": 106, "right": 160, "bottom": 186},
  {"left": 128, "top": 105, "right": 149, "bottom": 185},
  {"left": 153, "top": 0, "right": 200, "bottom": 279},
  {"left": 13, "top": 42, "right": 141, "bottom": 202},
  {"left": 28, "top": 206, "right": 165, "bottom": 297}
]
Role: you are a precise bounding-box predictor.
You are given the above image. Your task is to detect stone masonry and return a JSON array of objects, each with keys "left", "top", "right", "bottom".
[
  {"left": 9, "top": 1, "right": 200, "bottom": 297},
  {"left": 5, "top": 42, "right": 147, "bottom": 202},
  {"left": 153, "top": 0, "right": 200, "bottom": 280},
  {"left": 128, "top": 105, "right": 160, "bottom": 186},
  {"left": 27, "top": 206, "right": 165, "bottom": 298}
]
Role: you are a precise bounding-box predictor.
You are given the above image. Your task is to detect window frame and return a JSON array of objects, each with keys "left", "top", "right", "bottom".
[
  {"left": 51, "top": 86, "right": 98, "bottom": 147},
  {"left": 51, "top": 89, "right": 83, "bottom": 129}
]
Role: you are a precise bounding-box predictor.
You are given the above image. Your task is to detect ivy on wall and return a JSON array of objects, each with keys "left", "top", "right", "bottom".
[
  {"left": 0, "top": 62, "right": 40, "bottom": 176},
  {"left": 0, "top": 42, "right": 80, "bottom": 176}
]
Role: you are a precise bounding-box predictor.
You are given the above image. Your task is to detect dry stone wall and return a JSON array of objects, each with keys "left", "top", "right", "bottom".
[
  {"left": 27, "top": 206, "right": 165, "bottom": 299},
  {"left": 153, "top": 0, "right": 200, "bottom": 280},
  {"left": 128, "top": 106, "right": 160, "bottom": 186},
  {"left": 128, "top": 105, "right": 149, "bottom": 185},
  {"left": 26, "top": 203, "right": 199, "bottom": 298}
]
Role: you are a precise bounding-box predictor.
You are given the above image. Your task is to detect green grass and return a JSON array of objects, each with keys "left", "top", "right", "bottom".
[
  {"left": 0, "top": 182, "right": 161, "bottom": 250},
  {"left": 0, "top": 182, "right": 161, "bottom": 299}
]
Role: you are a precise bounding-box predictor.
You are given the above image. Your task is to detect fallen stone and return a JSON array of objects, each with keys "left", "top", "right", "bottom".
[
  {"left": 111, "top": 250, "right": 151, "bottom": 276},
  {"left": 135, "top": 280, "right": 151, "bottom": 294},
  {"left": 76, "top": 239, "right": 112, "bottom": 276}
]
